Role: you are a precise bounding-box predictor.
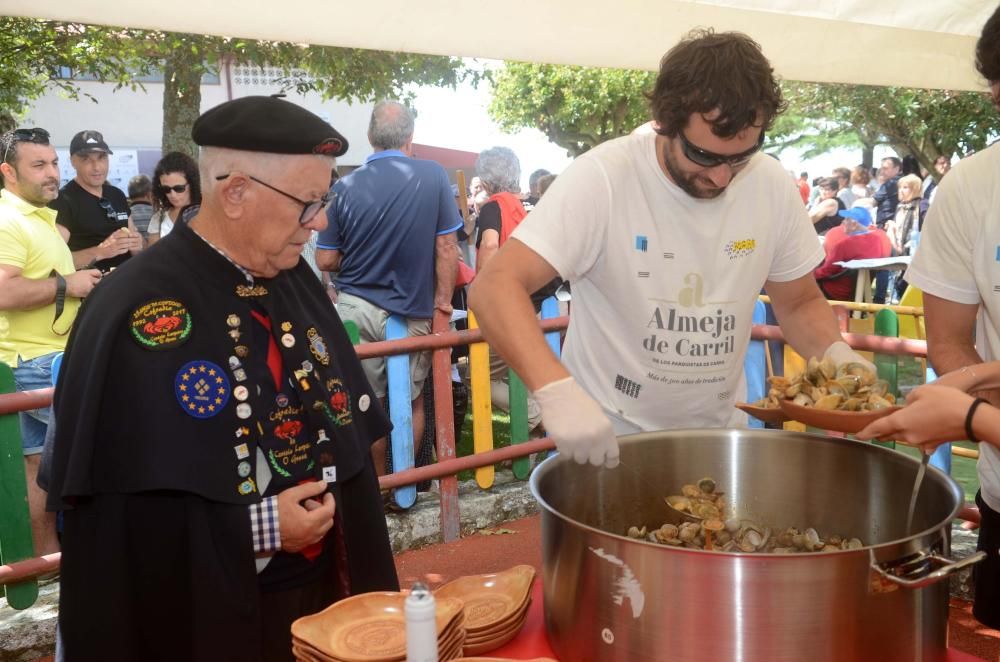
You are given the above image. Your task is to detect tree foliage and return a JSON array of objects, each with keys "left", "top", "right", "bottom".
[
  {"left": 771, "top": 82, "right": 1000, "bottom": 175},
  {"left": 487, "top": 62, "right": 655, "bottom": 156},
  {"left": 0, "top": 18, "right": 148, "bottom": 132},
  {"left": 0, "top": 18, "right": 469, "bottom": 154},
  {"left": 487, "top": 60, "right": 1000, "bottom": 175}
]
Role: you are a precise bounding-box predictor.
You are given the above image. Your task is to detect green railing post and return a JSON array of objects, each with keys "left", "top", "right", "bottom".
[
  {"left": 872, "top": 309, "right": 899, "bottom": 450},
  {"left": 0, "top": 363, "right": 39, "bottom": 608},
  {"left": 508, "top": 371, "right": 531, "bottom": 480}
]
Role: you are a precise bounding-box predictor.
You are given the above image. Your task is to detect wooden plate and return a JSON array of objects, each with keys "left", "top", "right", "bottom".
[
  {"left": 435, "top": 565, "right": 535, "bottom": 631},
  {"left": 735, "top": 402, "right": 789, "bottom": 424},
  {"left": 464, "top": 609, "right": 528, "bottom": 644},
  {"left": 778, "top": 400, "right": 903, "bottom": 434},
  {"left": 291, "top": 591, "right": 464, "bottom": 661},
  {"left": 461, "top": 619, "right": 527, "bottom": 656}
]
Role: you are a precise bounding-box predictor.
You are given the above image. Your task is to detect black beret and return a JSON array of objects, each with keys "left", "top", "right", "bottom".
[{"left": 191, "top": 95, "right": 348, "bottom": 157}]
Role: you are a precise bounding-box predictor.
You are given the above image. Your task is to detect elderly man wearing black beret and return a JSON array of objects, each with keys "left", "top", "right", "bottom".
[{"left": 45, "top": 96, "right": 399, "bottom": 661}]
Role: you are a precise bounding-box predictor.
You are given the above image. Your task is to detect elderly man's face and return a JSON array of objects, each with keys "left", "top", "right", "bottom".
[{"left": 241, "top": 155, "right": 331, "bottom": 278}]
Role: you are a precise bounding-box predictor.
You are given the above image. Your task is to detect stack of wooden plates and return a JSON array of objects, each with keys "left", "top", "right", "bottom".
[
  {"left": 291, "top": 591, "right": 466, "bottom": 661},
  {"left": 435, "top": 565, "right": 536, "bottom": 657}
]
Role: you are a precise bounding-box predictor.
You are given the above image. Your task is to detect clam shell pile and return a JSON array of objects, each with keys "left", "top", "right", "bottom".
[
  {"left": 753, "top": 356, "right": 895, "bottom": 412},
  {"left": 627, "top": 477, "right": 864, "bottom": 554}
]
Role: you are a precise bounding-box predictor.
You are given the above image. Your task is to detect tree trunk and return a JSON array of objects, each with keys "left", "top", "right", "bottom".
[
  {"left": 861, "top": 143, "right": 874, "bottom": 171},
  {"left": 161, "top": 52, "right": 203, "bottom": 159}
]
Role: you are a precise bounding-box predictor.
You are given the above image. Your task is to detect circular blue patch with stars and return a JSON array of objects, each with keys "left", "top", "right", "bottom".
[{"left": 175, "top": 360, "right": 231, "bottom": 419}]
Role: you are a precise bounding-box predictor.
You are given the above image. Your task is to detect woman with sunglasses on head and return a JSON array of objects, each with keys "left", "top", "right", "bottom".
[{"left": 147, "top": 151, "right": 201, "bottom": 246}]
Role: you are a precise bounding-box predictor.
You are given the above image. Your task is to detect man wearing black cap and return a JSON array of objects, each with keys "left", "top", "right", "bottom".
[
  {"left": 46, "top": 97, "right": 398, "bottom": 661},
  {"left": 49, "top": 130, "right": 143, "bottom": 272}
]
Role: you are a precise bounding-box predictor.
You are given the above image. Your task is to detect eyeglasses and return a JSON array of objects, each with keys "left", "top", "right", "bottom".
[
  {"left": 676, "top": 129, "right": 765, "bottom": 169},
  {"left": 2, "top": 127, "right": 50, "bottom": 164},
  {"left": 215, "top": 173, "right": 332, "bottom": 225},
  {"left": 98, "top": 199, "right": 125, "bottom": 226},
  {"left": 161, "top": 184, "right": 188, "bottom": 194}
]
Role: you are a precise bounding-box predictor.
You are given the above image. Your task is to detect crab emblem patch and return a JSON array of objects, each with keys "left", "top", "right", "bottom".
[
  {"left": 175, "top": 360, "right": 230, "bottom": 419},
  {"left": 130, "top": 299, "right": 192, "bottom": 350}
]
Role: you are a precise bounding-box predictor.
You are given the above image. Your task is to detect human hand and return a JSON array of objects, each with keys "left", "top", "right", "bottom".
[
  {"left": 65, "top": 269, "right": 102, "bottom": 298},
  {"left": 97, "top": 230, "right": 133, "bottom": 259},
  {"left": 533, "top": 376, "right": 619, "bottom": 468},
  {"left": 823, "top": 340, "right": 876, "bottom": 375},
  {"left": 277, "top": 480, "right": 336, "bottom": 553},
  {"left": 122, "top": 228, "right": 143, "bottom": 252},
  {"left": 434, "top": 297, "right": 454, "bottom": 315},
  {"left": 855, "top": 384, "right": 976, "bottom": 451}
]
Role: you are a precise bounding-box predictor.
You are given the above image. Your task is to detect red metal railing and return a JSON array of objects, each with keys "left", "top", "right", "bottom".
[{"left": 0, "top": 317, "right": 954, "bottom": 587}]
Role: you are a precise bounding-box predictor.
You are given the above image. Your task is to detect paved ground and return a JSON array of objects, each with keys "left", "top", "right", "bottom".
[
  {"left": 397, "top": 515, "right": 1000, "bottom": 662},
  {"left": 16, "top": 514, "right": 1000, "bottom": 661}
]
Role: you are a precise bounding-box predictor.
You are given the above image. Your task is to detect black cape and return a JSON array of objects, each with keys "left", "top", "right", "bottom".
[{"left": 48, "top": 221, "right": 398, "bottom": 661}]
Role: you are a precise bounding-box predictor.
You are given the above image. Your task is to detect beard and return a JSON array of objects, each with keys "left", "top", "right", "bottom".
[
  {"left": 661, "top": 141, "right": 726, "bottom": 200},
  {"left": 19, "top": 178, "right": 60, "bottom": 207}
]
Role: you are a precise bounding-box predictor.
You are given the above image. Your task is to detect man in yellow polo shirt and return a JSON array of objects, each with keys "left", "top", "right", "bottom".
[{"left": 0, "top": 127, "right": 100, "bottom": 555}]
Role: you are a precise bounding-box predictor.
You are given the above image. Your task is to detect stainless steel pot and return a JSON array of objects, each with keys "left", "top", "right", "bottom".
[{"left": 529, "top": 429, "right": 983, "bottom": 662}]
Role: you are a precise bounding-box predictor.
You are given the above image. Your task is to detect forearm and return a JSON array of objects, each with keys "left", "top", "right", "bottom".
[
  {"left": 469, "top": 275, "right": 567, "bottom": 392},
  {"left": 0, "top": 276, "right": 57, "bottom": 311},
  {"left": 974, "top": 403, "right": 1000, "bottom": 451},
  {"left": 476, "top": 244, "right": 498, "bottom": 273},
  {"left": 434, "top": 237, "right": 458, "bottom": 305},
  {"left": 772, "top": 290, "right": 843, "bottom": 360},
  {"left": 71, "top": 246, "right": 104, "bottom": 269}
]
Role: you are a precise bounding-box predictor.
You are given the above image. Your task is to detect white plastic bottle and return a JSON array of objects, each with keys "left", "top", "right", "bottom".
[{"left": 405, "top": 582, "right": 438, "bottom": 662}]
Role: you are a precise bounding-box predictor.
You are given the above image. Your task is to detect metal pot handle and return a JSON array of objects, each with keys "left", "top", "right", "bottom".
[{"left": 872, "top": 550, "right": 986, "bottom": 590}]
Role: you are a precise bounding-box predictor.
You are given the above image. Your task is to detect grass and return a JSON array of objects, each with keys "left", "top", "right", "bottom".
[
  {"left": 894, "top": 355, "right": 979, "bottom": 502},
  {"left": 455, "top": 409, "right": 513, "bottom": 482}
]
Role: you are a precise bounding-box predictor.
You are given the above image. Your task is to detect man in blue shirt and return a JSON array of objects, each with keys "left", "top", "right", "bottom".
[{"left": 316, "top": 100, "right": 460, "bottom": 482}]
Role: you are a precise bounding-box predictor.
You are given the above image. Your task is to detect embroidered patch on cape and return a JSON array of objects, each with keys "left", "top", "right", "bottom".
[
  {"left": 129, "top": 299, "right": 192, "bottom": 350},
  {"left": 175, "top": 360, "right": 231, "bottom": 419}
]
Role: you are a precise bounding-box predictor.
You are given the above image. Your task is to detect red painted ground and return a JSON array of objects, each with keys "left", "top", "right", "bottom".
[
  {"left": 29, "top": 515, "right": 1000, "bottom": 661},
  {"left": 396, "top": 515, "right": 1000, "bottom": 662}
]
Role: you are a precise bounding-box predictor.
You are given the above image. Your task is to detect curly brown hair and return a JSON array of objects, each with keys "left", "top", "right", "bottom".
[
  {"left": 977, "top": 5, "right": 1000, "bottom": 83},
  {"left": 648, "top": 28, "right": 786, "bottom": 139}
]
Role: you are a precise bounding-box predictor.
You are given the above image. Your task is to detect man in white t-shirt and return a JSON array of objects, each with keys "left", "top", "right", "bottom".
[
  {"left": 902, "top": 4, "right": 1000, "bottom": 628},
  {"left": 468, "top": 28, "right": 872, "bottom": 468}
]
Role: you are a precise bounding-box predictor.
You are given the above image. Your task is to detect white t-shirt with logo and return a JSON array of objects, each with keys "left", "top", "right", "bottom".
[
  {"left": 512, "top": 132, "right": 823, "bottom": 433},
  {"left": 904, "top": 143, "right": 1000, "bottom": 511}
]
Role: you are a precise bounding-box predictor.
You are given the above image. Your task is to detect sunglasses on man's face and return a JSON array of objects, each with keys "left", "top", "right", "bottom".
[
  {"left": 2, "top": 127, "right": 51, "bottom": 164},
  {"left": 162, "top": 184, "right": 188, "bottom": 194},
  {"left": 677, "top": 129, "right": 766, "bottom": 169}
]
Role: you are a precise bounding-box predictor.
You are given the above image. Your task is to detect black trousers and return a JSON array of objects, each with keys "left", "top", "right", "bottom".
[{"left": 974, "top": 491, "right": 1000, "bottom": 628}]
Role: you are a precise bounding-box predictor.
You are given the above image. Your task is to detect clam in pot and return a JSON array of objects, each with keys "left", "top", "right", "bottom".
[{"left": 529, "top": 429, "right": 983, "bottom": 662}]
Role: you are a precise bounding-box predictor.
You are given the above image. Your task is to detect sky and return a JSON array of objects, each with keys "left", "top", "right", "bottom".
[
  {"left": 405, "top": 58, "right": 899, "bottom": 190},
  {"left": 407, "top": 60, "right": 572, "bottom": 191}
]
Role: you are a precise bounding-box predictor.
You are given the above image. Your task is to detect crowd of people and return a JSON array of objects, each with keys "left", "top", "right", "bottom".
[
  {"left": 0, "top": 5, "right": 999, "bottom": 660},
  {"left": 802, "top": 151, "right": 952, "bottom": 305}
]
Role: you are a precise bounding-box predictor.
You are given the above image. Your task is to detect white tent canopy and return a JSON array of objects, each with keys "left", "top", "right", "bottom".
[{"left": 1, "top": 0, "right": 994, "bottom": 91}]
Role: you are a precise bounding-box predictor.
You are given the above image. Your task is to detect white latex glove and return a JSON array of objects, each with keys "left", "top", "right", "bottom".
[
  {"left": 823, "top": 340, "right": 877, "bottom": 375},
  {"left": 533, "top": 376, "right": 620, "bottom": 468}
]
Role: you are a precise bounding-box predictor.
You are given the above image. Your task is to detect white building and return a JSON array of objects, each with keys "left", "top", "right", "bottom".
[{"left": 20, "top": 62, "right": 379, "bottom": 193}]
